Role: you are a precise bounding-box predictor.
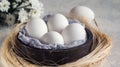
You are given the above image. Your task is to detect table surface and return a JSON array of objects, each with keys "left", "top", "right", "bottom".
[{"left": 0, "top": 0, "right": 120, "bottom": 67}]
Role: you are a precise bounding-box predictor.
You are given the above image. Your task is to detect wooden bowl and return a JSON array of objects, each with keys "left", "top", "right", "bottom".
[{"left": 14, "top": 28, "right": 93, "bottom": 66}]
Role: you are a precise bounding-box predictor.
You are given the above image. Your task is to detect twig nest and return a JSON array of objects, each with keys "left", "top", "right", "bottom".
[
  {"left": 41, "top": 31, "right": 64, "bottom": 45},
  {"left": 70, "top": 6, "right": 95, "bottom": 23},
  {"left": 25, "top": 17, "right": 48, "bottom": 39}
]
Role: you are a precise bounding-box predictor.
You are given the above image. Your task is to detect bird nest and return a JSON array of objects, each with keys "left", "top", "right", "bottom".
[{"left": 0, "top": 17, "right": 112, "bottom": 67}]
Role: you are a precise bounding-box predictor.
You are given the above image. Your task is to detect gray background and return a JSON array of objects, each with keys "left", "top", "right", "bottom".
[{"left": 0, "top": 0, "right": 120, "bottom": 67}]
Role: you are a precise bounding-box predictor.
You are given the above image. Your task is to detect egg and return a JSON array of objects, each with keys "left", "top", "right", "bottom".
[
  {"left": 47, "top": 13, "right": 69, "bottom": 33},
  {"left": 70, "top": 6, "right": 95, "bottom": 23},
  {"left": 62, "top": 23, "right": 86, "bottom": 44},
  {"left": 25, "top": 17, "right": 48, "bottom": 39},
  {"left": 41, "top": 31, "right": 64, "bottom": 45}
]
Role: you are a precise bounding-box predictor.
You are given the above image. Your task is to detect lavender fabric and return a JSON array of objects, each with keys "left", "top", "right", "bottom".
[
  {"left": 18, "top": 28, "right": 86, "bottom": 49},
  {"left": 17, "top": 19, "right": 87, "bottom": 49}
]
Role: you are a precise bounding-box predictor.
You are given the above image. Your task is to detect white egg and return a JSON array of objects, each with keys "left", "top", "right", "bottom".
[
  {"left": 41, "top": 31, "right": 64, "bottom": 45},
  {"left": 47, "top": 13, "right": 69, "bottom": 33},
  {"left": 62, "top": 23, "right": 86, "bottom": 44},
  {"left": 70, "top": 6, "right": 95, "bottom": 23},
  {"left": 25, "top": 17, "right": 48, "bottom": 39}
]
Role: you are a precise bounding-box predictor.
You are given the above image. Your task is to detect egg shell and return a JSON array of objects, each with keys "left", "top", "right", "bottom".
[
  {"left": 41, "top": 31, "right": 64, "bottom": 45},
  {"left": 47, "top": 13, "right": 69, "bottom": 33},
  {"left": 70, "top": 6, "right": 95, "bottom": 23},
  {"left": 25, "top": 17, "right": 48, "bottom": 39},
  {"left": 62, "top": 23, "right": 86, "bottom": 44}
]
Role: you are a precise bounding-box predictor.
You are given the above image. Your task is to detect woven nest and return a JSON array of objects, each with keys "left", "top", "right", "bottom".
[{"left": 0, "top": 17, "right": 112, "bottom": 67}]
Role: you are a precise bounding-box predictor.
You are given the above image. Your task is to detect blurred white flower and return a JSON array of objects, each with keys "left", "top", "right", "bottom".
[
  {"left": 0, "top": 0, "right": 10, "bottom": 12},
  {"left": 5, "top": 14, "right": 15, "bottom": 26},
  {"left": 12, "top": 2, "right": 17, "bottom": 8},
  {"left": 18, "top": 8, "right": 28, "bottom": 22},
  {"left": 37, "top": 5, "right": 44, "bottom": 16},
  {"left": 16, "top": 0, "right": 22, "bottom": 2},
  {"left": 28, "top": 0, "right": 44, "bottom": 17},
  {"left": 29, "top": 8, "right": 43, "bottom": 17},
  {"left": 29, "top": 0, "right": 44, "bottom": 13},
  {"left": 0, "top": 0, "right": 44, "bottom": 26},
  {"left": 18, "top": 1, "right": 29, "bottom": 8},
  {"left": 29, "top": 0, "right": 42, "bottom": 8}
]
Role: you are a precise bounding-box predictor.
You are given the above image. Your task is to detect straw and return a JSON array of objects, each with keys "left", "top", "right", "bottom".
[{"left": 0, "top": 17, "right": 112, "bottom": 67}]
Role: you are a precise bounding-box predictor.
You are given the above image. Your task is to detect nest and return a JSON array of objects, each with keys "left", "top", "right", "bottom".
[{"left": 0, "top": 17, "right": 112, "bottom": 67}]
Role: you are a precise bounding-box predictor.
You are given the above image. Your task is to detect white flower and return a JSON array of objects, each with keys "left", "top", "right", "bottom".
[
  {"left": 16, "top": 0, "right": 22, "bottom": 2},
  {"left": 28, "top": 0, "right": 44, "bottom": 17},
  {"left": 12, "top": 2, "right": 17, "bottom": 8},
  {"left": 29, "top": 0, "right": 42, "bottom": 8},
  {"left": 5, "top": 14, "right": 15, "bottom": 26},
  {"left": 18, "top": 8, "right": 28, "bottom": 22},
  {"left": 29, "top": 8, "right": 43, "bottom": 17},
  {"left": 0, "top": 0, "right": 10, "bottom": 12},
  {"left": 18, "top": 1, "right": 29, "bottom": 8},
  {"left": 37, "top": 5, "right": 44, "bottom": 16}
]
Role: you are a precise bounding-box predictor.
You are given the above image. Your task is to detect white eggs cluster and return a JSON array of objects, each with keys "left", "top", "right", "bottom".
[{"left": 25, "top": 13, "right": 86, "bottom": 45}]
